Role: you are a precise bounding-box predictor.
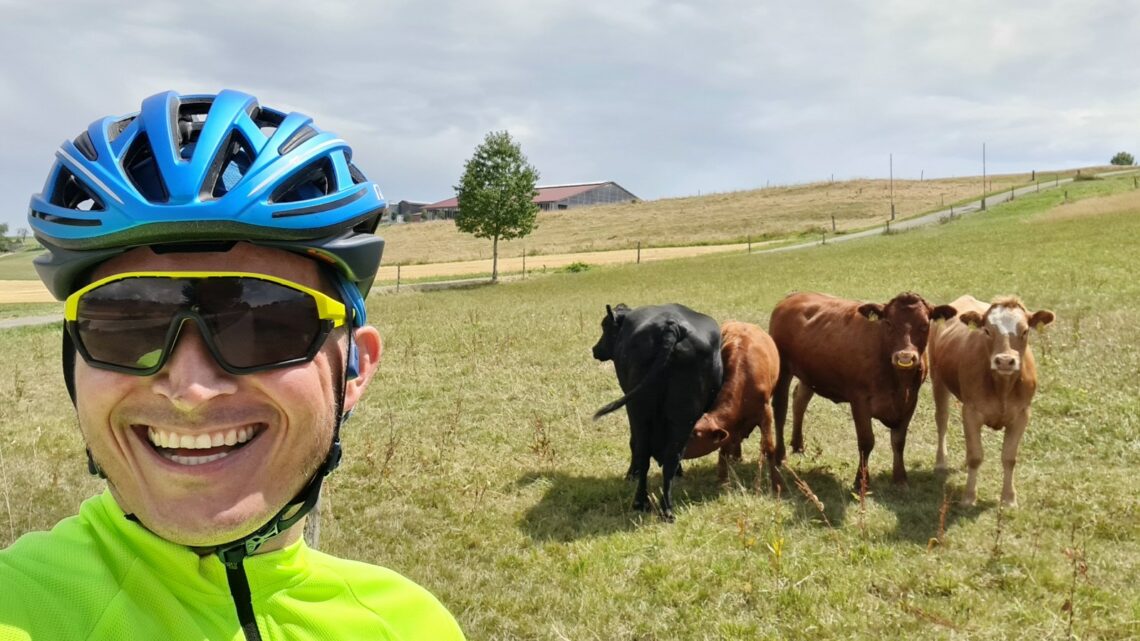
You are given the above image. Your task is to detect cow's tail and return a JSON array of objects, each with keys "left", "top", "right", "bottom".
[{"left": 593, "top": 320, "right": 685, "bottom": 420}]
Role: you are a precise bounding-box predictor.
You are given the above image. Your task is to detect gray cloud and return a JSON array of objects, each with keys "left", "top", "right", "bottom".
[{"left": 2, "top": 0, "right": 1137, "bottom": 232}]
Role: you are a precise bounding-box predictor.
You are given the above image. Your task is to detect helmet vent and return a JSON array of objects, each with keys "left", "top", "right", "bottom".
[
  {"left": 202, "top": 130, "right": 257, "bottom": 198},
  {"left": 73, "top": 131, "right": 98, "bottom": 161},
  {"left": 278, "top": 125, "right": 318, "bottom": 156},
  {"left": 176, "top": 100, "right": 212, "bottom": 156},
  {"left": 50, "top": 166, "right": 105, "bottom": 212},
  {"left": 348, "top": 163, "right": 368, "bottom": 185},
  {"left": 107, "top": 117, "right": 136, "bottom": 144},
  {"left": 122, "top": 133, "right": 170, "bottom": 203},
  {"left": 31, "top": 210, "right": 102, "bottom": 227},
  {"left": 252, "top": 107, "right": 285, "bottom": 139},
  {"left": 269, "top": 157, "right": 336, "bottom": 204}
]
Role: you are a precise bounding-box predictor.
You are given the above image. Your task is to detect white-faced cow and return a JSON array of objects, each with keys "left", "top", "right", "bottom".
[
  {"left": 769, "top": 292, "right": 957, "bottom": 489},
  {"left": 592, "top": 303, "right": 723, "bottom": 522},
  {"left": 684, "top": 321, "right": 783, "bottom": 491},
  {"left": 929, "top": 295, "right": 1055, "bottom": 507}
]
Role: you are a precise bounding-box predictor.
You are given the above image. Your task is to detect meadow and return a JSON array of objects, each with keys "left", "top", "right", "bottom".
[{"left": 0, "top": 174, "right": 1138, "bottom": 639}]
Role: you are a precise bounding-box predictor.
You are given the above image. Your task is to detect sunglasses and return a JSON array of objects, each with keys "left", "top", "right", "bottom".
[{"left": 65, "top": 271, "right": 348, "bottom": 376}]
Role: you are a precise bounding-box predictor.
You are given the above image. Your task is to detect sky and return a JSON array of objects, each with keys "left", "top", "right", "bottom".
[{"left": 2, "top": 0, "right": 1138, "bottom": 233}]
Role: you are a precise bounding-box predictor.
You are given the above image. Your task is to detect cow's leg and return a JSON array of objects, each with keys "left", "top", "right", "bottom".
[
  {"left": 772, "top": 365, "right": 792, "bottom": 464},
  {"left": 999, "top": 410, "right": 1030, "bottom": 507},
  {"left": 660, "top": 448, "right": 682, "bottom": 522},
  {"left": 759, "top": 401, "right": 783, "bottom": 493},
  {"left": 932, "top": 378, "right": 951, "bottom": 471},
  {"left": 630, "top": 426, "right": 653, "bottom": 512},
  {"left": 851, "top": 400, "right": 875, "bottom": 491},
  {"left": 960, "top": 407, "right": 985, "bottom": 506},
  {"left": 889, "top": 425, "right": 909, "bottom": 486},
  {"left": 791, "top": 382, "right": 813, "bottom": 454},
  {"left": 716, "top": 448, "right": 729, "bottom": 486}
]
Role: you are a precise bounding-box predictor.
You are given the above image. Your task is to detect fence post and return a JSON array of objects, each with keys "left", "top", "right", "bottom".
[
  {"left": 821, "top": 232, "right": 826, "bottom": 245},
  {"left": 396, "top": 265, "right": 401, "bottom": 292},
  {"left": 522, "top": 251, "right": 526, "bottom": 279},
  {"left": 1010, "top": 186, "right": 1015, "bottom": 200},
  {"left": 747, "top": 236, "right": 751, "bottom": 253},
  {"left": 1032, "top": 169, "right": 1036, "bottom": 181},
  {"left": 885, "top": 220, "right": 890, "bottom": 234},
  {"left": 637, "top": 241, "right": 641, "bottom": 264},
  {"left": 832, "top": 215, "right": 836, "bottom": 231}
]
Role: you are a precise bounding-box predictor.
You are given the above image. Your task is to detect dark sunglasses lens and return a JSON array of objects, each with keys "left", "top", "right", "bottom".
[
  {"left": 75, "top": 279, "right": 186, "bottom": 370},
  {"left": 199, "top": 278, "right": 324, "bottom": 369}
]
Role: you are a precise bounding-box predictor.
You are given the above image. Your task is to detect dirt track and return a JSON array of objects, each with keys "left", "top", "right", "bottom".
[{"left": 0, "top": 241, "right": 765, "bottom": 304}]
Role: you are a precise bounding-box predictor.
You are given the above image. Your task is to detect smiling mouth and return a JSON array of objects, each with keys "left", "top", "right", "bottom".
[{"left": 135, "top": 423, "right": 266, "bottom": 466}]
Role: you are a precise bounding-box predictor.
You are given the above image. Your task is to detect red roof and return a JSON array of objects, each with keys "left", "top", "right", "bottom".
[{"left": 423, "top": 182, "right": 608, "bottom": 210}]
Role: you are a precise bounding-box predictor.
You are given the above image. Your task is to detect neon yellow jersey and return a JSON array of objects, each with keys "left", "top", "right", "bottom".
[{"left": 0, "top": 491, "right": 466, "bottom": 641}]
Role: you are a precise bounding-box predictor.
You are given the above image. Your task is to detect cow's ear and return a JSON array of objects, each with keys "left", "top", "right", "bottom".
[
  {"left": 931, "top": 305, "right": 957, "bottom": 322},
  {"left": 858, "top": 303, "right": 884, "bottom": 321},
  {"left": 606, "top": 304, "right": 614, "bottom": 322},
  {"left": 1029, "top": 309, "right": 1055, "bottom": 331},
  {"left": 960, "top": 311, "right": 984, "bottom": 330}
]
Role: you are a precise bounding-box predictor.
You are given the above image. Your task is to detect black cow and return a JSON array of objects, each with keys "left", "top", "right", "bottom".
[{"left": 592, "top": 303, "right": 723, "bottom": 521}]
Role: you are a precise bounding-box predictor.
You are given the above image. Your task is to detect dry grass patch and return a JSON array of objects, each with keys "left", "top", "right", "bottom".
[
  {"left": 1035, "top": 187, "right": 1140, "bottom": 223},
  {"left": 380, "top": 170, "right": 1096, "bottom": 265}
]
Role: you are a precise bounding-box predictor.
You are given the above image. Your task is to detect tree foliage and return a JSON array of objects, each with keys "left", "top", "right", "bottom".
[
  {"left": 1110, "top": 151, "right": 1135, "bottom": 166},
  {"left": 454, "top": 131, "right": 540, "bottom": 281}
]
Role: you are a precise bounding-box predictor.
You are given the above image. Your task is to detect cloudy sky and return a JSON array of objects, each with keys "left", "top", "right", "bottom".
[{"left": 2, "top": 0, "right": 1138, "bottom": 232}]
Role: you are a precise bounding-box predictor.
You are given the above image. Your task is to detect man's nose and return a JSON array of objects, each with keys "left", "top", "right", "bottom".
[{"left": 150, "top": 321, "right": 238, "bottom": 411}]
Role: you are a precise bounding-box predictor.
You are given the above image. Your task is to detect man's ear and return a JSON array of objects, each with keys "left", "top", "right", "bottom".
[
  {"left": 344, "top": 326, "right": 382, "bottom": 412},
  {"left": 1029, "top": 309, "right": 1055, "bottom": 331},
  {"left": 857, "top": 303, "right": 884, "bottom": 321}
]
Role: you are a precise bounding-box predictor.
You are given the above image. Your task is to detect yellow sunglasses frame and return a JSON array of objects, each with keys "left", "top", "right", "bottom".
[{"left": 65, "top": 271, "right": 347, "bottom": 326}]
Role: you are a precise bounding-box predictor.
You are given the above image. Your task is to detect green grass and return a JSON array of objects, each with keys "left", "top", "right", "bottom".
[
  {"left": 2, "top": 176, "right": 1139, "bottom": 639},
  {"left": 0, "top": 249, "right": 41, "bottom": 280}
]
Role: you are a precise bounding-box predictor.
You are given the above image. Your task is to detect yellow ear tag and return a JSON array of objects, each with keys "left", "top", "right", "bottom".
[
  {"left": 967, "top": 321, "right": 978, "bottom": 330},
  {"left": 869, "top": 313, "right": 879, "bottom": 322}
]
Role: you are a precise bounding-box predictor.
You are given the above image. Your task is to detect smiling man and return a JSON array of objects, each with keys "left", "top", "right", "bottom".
[{"left": 0, "top": 91, "right": 465, "bottom": 641}]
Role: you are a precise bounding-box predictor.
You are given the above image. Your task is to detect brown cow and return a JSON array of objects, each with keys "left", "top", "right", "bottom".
[
  {"left": 929, "top": 295, "right": 1055, "bottom": 507},
  {"left": 685, "top": 321, "right": 783, "bottom": 491},
  {"left": 769, "top": 292, "right": 957, "bottom": 488}
]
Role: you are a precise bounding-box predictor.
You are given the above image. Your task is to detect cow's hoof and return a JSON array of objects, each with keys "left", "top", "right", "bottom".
[{"left": 1001, "top": 496, "right": 1018, "bottom": 508}]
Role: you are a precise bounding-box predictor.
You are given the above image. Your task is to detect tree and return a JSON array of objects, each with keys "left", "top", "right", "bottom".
[
  {"left": 454, "top": 131, "right": 540, "bottom": 282},
  {"left": 1110, "top": 151, "right": 1135, "bottom": 166}
]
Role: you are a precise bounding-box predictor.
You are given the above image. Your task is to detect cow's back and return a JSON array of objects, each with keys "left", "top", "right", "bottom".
[{"left": 769, "top": 292, "right": 881, "bottom": 401}]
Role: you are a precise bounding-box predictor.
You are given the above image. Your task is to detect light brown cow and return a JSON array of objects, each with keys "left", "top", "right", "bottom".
[
  {"left": 684, "top": 321, "right": 782, "bottom": 491},
  {"left": 929, "top": 295, "right": 1055, "bottom": 506},
  {"left": 769, "top": 292, "right": 957, "bottom": 488}
]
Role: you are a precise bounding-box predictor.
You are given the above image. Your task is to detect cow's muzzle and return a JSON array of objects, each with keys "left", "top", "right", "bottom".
[
  {"left": 892, "top": 350, "right": 920, "bottom": 370},
  {"left": 991, "top": 353, "right": 1020, "bottom": 375}
]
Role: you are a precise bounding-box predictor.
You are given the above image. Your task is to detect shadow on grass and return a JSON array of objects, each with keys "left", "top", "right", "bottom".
[
  {"left": 868, "top": 468, "right": 986, "bottom": 544},
  {"left": 516, "top": 458, "right": 849, "bottom": 542}
]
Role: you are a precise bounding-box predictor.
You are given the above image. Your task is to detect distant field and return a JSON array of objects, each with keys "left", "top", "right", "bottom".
[
  {"left": 379, "top": 167, "right": 1113, "bottom": 265},
  {"left": 4, "top": 174, "right": 1139, "bottom": 640}
]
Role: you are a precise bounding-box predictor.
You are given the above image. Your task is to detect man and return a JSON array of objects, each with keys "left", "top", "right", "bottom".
[{"left": 0, "top": 90, "right": 466, "bottom": 640}]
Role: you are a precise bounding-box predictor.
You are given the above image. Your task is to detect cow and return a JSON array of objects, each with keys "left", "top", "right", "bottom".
[
  {"left": 769, "top": 292, "right": 957, "bottom": 489},
  {"left": 592, "top": 303, "right": 723, "bottom": 521},
  {"left": 684, "top": 321, "right": 783, "bottom": 491},
  {"left": 929, "top": 295, "right": 1055, "bottom": 507}
]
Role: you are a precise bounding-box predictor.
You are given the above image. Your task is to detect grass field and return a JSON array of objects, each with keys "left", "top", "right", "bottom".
[{"left": 1, "top": 174, "right": 1138, "bottom": 639}]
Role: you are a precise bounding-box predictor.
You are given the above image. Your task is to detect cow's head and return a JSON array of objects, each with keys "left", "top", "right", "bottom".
[
  {"left": 592, "top": 303, "right": 631, "bottom": 361},
  {"left": 858, "top": 292, "right": 957, "bottom": 371},
  {"left": 685, "top": 413, "right": 730, "bottom": 459},
  {"left": 959, "top": 297, "right": 1055, "bottom": 376}
]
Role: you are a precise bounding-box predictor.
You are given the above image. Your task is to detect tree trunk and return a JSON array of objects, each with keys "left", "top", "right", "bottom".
[{"left": 492, "top": 234, "right": 499, "bottom": 282}]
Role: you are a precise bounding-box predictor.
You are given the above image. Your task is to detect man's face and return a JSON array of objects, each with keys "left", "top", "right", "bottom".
[{"left": 74, "top": 243, "right": 381, "bottom": 547}]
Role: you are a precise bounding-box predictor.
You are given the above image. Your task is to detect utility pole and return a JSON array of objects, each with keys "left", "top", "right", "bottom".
[
  {"left": 884, "top": 151, "right": 893, "bottom": 218},
  {"left": 981, "top": 142, "right": 987, "bottom": 212}
]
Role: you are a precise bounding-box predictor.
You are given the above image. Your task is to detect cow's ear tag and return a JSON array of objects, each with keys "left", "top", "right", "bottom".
[
  {"left": 967, "top": 320, "right": 978, "bottom": 330},
  {"left": 868, "top": 313, "right": 879, "bottom": 322}
]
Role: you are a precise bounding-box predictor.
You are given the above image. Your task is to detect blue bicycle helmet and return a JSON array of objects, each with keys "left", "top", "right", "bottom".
[{"left": 28, "top": 89, "right": 386, "bottom": 304}]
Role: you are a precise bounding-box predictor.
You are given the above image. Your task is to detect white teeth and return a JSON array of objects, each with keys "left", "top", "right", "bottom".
[
  {"left": 166, "top": 451, "right": 231, "bottom": 466},
  {"left": 144, "top": 425, "right": 261, "bottom": 452}
]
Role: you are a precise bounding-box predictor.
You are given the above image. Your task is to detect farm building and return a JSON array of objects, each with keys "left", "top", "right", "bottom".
[{"left": 419, "top": 181, "right": 638, "bottom": 221}]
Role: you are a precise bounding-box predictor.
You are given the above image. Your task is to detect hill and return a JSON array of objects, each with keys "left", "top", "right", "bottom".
[{"left": 378, "top": 167, "right": 1112, "bottom": 265}]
